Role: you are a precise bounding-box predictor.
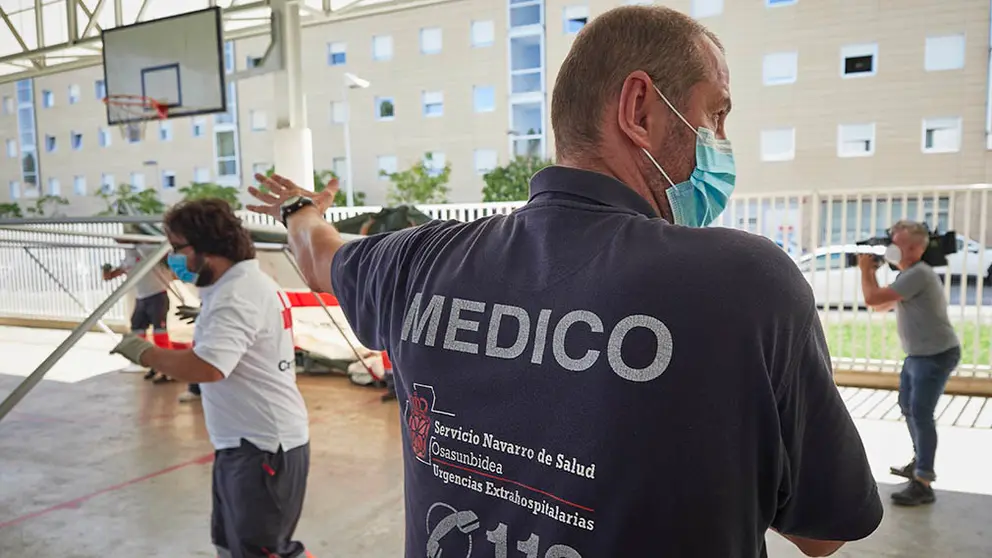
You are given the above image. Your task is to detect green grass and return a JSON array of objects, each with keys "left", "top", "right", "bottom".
[{"left": 823, "top": 318, "right": 992, "bottom": 367}]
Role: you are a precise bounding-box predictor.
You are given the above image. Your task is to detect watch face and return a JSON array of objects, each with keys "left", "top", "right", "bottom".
[{"left": 281, "top": 195, "right": 302, "bottom": 209}]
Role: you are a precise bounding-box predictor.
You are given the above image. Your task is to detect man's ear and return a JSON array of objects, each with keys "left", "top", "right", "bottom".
[{"left": 617, "top": 71, "right": 658, "bottom": 151}]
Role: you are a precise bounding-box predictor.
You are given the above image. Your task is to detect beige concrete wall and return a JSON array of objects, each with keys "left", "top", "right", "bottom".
[{"left": 0, "top": 0, "right": 991, "bottom": 213}]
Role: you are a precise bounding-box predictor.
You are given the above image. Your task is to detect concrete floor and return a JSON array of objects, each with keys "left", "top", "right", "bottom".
[{"left": 0, "top": 326, "right": 991, "bottom": 557}]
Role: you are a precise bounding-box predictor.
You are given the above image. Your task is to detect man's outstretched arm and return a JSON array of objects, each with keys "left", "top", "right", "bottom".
[{"left": 247, "top": 173, "right": 344, "bottom": 294}]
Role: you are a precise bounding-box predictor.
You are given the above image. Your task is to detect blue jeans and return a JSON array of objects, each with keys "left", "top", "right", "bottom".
[{"left": 899, "top": 345, "right": 961, "bottom": 481}]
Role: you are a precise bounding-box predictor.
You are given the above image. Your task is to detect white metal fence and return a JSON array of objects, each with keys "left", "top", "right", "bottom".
[{"left": 2, "top": 189, "right": 992, "bottom": 378}]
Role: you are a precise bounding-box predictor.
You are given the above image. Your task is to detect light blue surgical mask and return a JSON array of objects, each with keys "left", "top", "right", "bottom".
[
  {"left": 641, "top": 84, "right": 735, "bottom": 227},
  {"left": 167, "top": 253, "right": 199, "bottom": 284}
]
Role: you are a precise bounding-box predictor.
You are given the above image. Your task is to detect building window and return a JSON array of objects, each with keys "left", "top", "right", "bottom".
[
  {"left": 423, "top": 152, "right": 446, "bottom": 177},
  {"left": 564, "top": 6, "right": 588, "bottom": 34},
  {"left": 73, "top": 175, "right": 86, "bottom": 195},
  {"left": 837, "top": 123, "right": 876, "bottom": 157},
  {"left": 328, "top": 42, "right": 347, "bottom": 65},
  {"left": 510, "top": 0, "right": 542, "bottom": 28},
  {"left": 192, "top": 117, "right": 206, "bottom": 137},
  {"left": 42, "top": 90, "right": 54, "bottom": 108},
  {"left": 98, "top": 127, "right": 111, "bottom": 147},
  {"left": 377, "top": 155, "right": 397, "bottom": 179},
  {"left": 162, "top": 170, "right": 177, "bottom": 189},
  {"left": 922, "top": 117, "right": 962, "bottom": 153},
  {"left": 68, "top": 84, "right": 80, "bottom": 104},
  {"left": 9, "top": 180, "right": 20, "bottom": 199},
  {"left": 71, "top": 131, "right": 82, "bottom": 150},
  {"left": 129, "top": 172, "right": 145, "bottom": 191},
  {"left": 125, "top": 125, "right": 141, "bottom": 143},
  {"left": 510, "top": 35, "right": 543, "bottom": 94},
  {"left": 45, "top": 135, "right": 56, "bottom": 152},
  {"left": 420, "top": 27, "right": 443, "bottom": 54},
  {"left": 766, "top": 0, "right": 797, "bottom": 6},
  {"left": 331, "top": 101, "right": 347, "bottom": 124},
  {"left": 474, "top": 85, "right": 496, "bottom": 112},
  {"left": 250, "top": 110, "right": 267, "bottom": 131},
  {"left": 841, "top": 43, "right": 878, "bottom": 77},
  {"left": 760, "top": 128, "right": 796, "bottom": 162},
  {"left": 216, "top": 130, "right": 238, "bottom": 177},
  {"left": 251, "top": 163, "right": 270, "bottom": 183},
  {"left": 471, "top": 20, "right": 494, "bottom": 47},
  {"left": 422, "top": 91, "right": 444, "bottom": 117},
  {"left": 2, "top": 96, "right": 12, "bottom": 114},
  {"left": 6, "top": 139, "right": 16, "bottom": 158},
  {"left": 373, "top": 35, "right": 393, "bottom": 61},
  {"left": 101, "top": 173, "right": 114, "bottom": 194},
  {"left": 925, "top": 35, "right": 965, "bottom": 72},
  {"left": 691, "top": 0, "right": 724, "bottom": 18},
  {"left": 763, "top": 52, "right": 798, "bottom": 85},
  {"left": 95, "top": 79, "right": 106, "bottom": 99},
  {"left": 376, "top": 97, "right": 395, "bottom": 120},
  {"left": 47, "top": 177, "right": 60, "bottom": 196},
  {"left": 159, "top": 121, "right": 173, "bottom": 141},
  {"left": 474, "top": 149, "right": 498, "bottom": 175}
]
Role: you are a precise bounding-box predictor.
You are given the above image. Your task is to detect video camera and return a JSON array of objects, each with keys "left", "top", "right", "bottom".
[{"left": 845, "top": 224, "right": 958, "bottom": 268}]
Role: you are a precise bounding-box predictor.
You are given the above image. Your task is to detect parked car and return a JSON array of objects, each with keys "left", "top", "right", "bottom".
[
  {"left": 932, "top": 235, "right": 992, "bottom": 283},
  {"left": 795, "top": 245, "right": 898, "bottom": 309}
]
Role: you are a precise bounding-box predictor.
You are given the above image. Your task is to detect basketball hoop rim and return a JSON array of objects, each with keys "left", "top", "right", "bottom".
[{"left": 102, "top": 94, "right": 168, "bottom": 119}]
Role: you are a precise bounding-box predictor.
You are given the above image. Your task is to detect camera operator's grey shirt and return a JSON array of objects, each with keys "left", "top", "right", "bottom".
[{"left": 891, "top": 262, "right": 959, "bottom": 356}]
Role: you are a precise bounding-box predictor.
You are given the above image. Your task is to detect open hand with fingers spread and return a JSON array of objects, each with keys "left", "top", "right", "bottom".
[{"left": 247, "top": 173, "right": 338, "bottom": 223}]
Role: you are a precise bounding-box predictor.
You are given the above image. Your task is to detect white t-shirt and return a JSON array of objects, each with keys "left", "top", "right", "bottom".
[
  {"left": 120, "top": 245, "right": 171, "bottom": 300},
  {"left": 193, "top": 259, "right": 309, "bottom": 452}
]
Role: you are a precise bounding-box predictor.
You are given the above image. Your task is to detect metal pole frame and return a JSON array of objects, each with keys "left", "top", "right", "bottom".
[
  {"left": 0, "top": 241, "right": 172, "bottom": 422},
  {"left": 280, "top": 248, "right": 378, "bottom": 380}
]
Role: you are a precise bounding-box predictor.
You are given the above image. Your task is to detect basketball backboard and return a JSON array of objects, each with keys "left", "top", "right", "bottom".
[{"left": 100, "top": 6, "right": 226, "bottom": 125}]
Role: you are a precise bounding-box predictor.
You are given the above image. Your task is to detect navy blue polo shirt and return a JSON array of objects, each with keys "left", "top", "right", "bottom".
[{"left": 331, "top": 166, "right": 882, "bottom": 558}]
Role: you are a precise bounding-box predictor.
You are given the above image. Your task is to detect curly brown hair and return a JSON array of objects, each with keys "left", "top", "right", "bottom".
[{"left": 164, "top": 198, "right": 256, "bottom": 262}]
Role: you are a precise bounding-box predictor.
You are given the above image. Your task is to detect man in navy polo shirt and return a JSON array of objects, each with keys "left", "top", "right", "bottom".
[{"left": 249, "top": 6, "right": 882, "bottom": 557}]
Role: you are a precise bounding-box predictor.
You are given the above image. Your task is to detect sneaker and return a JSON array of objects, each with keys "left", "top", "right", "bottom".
[
  {"left": 891, "top": 480, "right": 936, "bottom": 506},
  {"left": 889, "top": 459, "right": 916, "bottom": 480},
  {"left": 178, "top": 391, "right": 201, "bottom": 403}
]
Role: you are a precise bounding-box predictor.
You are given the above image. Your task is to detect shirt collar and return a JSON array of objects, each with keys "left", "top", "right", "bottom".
[
  {"left": 528, "top": 166, "right": 659, "bottom": 219},
  {"left": 198, "top": 259, "right": 259, "bottom": 299}
]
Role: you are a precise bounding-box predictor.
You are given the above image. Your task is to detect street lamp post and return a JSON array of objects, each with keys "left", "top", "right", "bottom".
[{"left": 343, "top": 72, "right": 370, "bottom": 207}]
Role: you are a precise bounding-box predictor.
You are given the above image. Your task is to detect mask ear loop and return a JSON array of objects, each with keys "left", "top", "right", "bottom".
[{"left": 652, "top": 85, "right": 700, "bottom": 138}]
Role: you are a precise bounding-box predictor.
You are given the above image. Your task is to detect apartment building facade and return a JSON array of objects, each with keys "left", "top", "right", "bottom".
[{"left": 0, "top": 0, "right": 990, "bottom": 224}]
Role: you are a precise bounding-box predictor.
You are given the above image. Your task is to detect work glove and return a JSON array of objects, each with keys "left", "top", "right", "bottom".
[
  {"left": 175, "top": 304, "right": 201, "bottom": 324},
  {"left": 110, "top": 334, "right": 155, "bottom": 365}
]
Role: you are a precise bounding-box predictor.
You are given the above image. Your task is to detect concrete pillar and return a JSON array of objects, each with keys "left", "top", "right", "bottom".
[{"left": 270, "top": 0, "right": 314, "bottom": 191}]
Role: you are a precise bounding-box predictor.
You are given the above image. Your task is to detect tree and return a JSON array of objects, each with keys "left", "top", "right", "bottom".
[
  {"left": 179, "top": 182, "right": 242, "bottom": 209},
  {"left": 96, "top": 184, "right": 166, "bottom": 216},
  {"left": 482, "top": 156, "right": 554, "bottom": 202},
  {"left": 384, "top": 153, "right": 451, "bottom": 205},
  {"left": 0, "top": 202, "right": 22, "bottom": 218},
  {"left": 25, "top": 195, "right": 69, "bottom": 217},
  {"left": 262, "top": 166, "right": 366, "bottom": 206}
]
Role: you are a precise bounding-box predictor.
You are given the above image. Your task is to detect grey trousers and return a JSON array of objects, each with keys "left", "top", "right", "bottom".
[{"left": 212, "top": 439, "right": 310, "bottom": 558}]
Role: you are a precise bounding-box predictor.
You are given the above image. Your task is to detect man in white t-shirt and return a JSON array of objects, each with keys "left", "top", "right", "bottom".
[
  {"left": 110, "top": 199, "right": 313, "bottom": 558},
  {"left": 103, "top": 242, "right": 174, "bottom": 380}
]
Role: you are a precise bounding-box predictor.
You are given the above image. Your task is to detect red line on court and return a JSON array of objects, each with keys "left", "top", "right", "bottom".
[
  {"left": 432, "top": 458, "right": 595, "bottom": 513},
  {"left": 0, "top": 452, "right": 215, "bottom": 530}
]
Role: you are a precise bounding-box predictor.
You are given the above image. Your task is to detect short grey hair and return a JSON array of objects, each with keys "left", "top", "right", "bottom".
[
  {"left": 550, "top": 6, "right": 723, "bottom": 161},
  {"left": 890, "top": 220, "right": 929, "bottom": 247}
]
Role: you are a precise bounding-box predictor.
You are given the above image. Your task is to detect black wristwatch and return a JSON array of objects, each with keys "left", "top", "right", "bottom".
[{"left": 280, "top": 196, "right": 317, "bottom": 227}]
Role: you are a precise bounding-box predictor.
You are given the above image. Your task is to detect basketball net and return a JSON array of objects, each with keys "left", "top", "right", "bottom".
[{"left": 102, "top": 95, "right": 167, "bottom": 141}]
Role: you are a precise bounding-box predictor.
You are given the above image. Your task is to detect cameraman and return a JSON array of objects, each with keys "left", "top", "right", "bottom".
[{"left": 858, "top": 220, "right": 960, "bottom": 507}]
